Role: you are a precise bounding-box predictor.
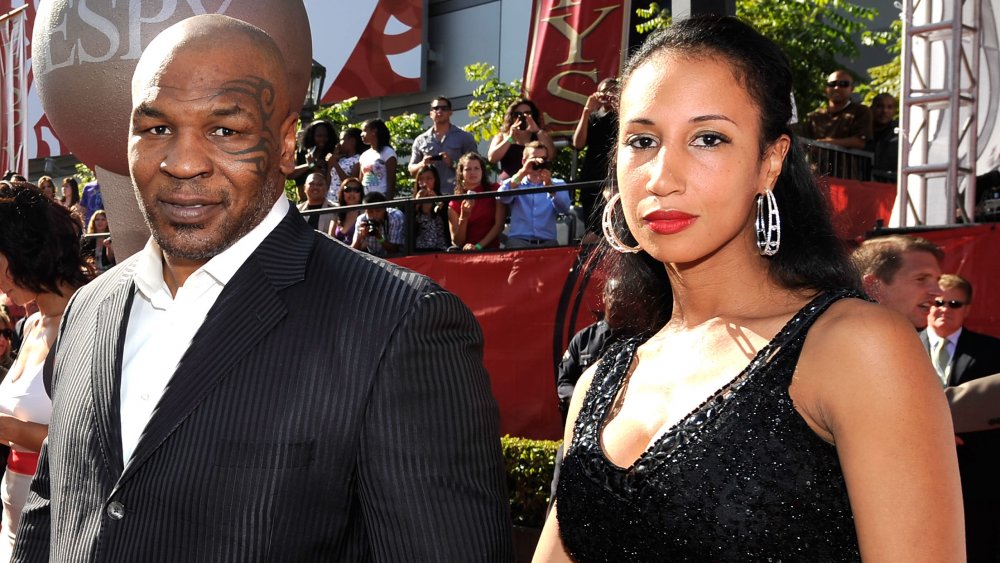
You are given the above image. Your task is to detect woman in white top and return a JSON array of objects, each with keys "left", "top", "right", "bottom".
[
  {"left": 325, "top": 126, "right": 364, "bottom": 204},
  {"left": 0, "top": 181, "right": 91, "bottom": 561},
  {"left": 359, "top": 118, "right": 397, "bottom": 199}
]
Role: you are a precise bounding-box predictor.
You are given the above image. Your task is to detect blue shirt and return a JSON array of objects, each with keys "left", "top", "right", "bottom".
[
  {"left": 497, "top": 176, "right": 570, "bottom": 242},
  {"left": 80, "top": 181, "right": 104, "bottom": 226}
]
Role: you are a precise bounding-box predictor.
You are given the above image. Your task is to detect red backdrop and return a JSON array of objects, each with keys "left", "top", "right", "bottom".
[
  {"left": 392, "top": 185, "right": 999, "bottom": 440},
  {"left": 394, "top": 248, "right": 603, "bottom": 439}
]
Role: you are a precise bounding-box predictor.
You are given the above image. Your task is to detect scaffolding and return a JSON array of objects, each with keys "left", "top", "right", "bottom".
[
  {"left": 898, "top": 0, "right": 982, "bottom": 226},
  {"left": 0, "top": 4, "right": 28, "bottom": 177}
]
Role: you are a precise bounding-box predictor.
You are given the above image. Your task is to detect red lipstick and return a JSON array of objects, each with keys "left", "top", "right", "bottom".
[{"left": 642, "top": 210, "right": 697, "bottom": 235}]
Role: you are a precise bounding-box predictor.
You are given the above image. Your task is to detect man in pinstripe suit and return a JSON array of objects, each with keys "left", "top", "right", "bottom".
[{"left": 12, "top": 15, "right": 513, "bottom": 563}]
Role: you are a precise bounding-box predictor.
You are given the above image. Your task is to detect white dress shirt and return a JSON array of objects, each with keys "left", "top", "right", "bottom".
[
  {"left": 927, "top": 327, "right": 963, "bottom": 387},
  {"left": 119, "top": 196, "right": 289, "bottom": 463}
]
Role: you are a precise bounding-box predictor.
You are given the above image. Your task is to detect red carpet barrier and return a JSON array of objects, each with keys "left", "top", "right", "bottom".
[{"left": 394, "top": 248, "right": 602, "bottom": 439}]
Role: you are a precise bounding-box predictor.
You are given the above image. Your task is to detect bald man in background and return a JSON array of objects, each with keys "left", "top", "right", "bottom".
[{"left": 13, "top": 15, "right": 512, "bottom": 563}]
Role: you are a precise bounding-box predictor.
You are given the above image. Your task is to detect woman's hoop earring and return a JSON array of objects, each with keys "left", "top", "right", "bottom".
[
  {"left": 756, "top": 189, "right": 780, "bottom": 256},
  {"left": 602, "top": 192, "right": 641, "bottom": 254}
]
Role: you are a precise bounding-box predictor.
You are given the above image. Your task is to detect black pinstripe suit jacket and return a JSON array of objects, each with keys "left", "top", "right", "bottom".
[{"left": 11, "top": 206, "right": 514, "bottom": 562}]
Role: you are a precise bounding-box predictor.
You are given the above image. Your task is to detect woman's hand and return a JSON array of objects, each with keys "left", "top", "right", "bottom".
[{"left": 459, "top": 198, "right": 475, "bottom": 218}]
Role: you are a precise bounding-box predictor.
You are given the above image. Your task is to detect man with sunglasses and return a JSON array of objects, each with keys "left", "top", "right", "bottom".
[
  {"left": 798, "top": 70, "right": 873, "bottom": 150},
  {"left": 409, "top": 96, "right": 478, "bottom": 195},
  {"left": 921, "top": 274, "right": 1000, "bottom": 562}
]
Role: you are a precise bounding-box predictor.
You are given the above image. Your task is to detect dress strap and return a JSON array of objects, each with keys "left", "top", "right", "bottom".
[{"left": 568, "top": 338, "right": 640, "bottom": 452}]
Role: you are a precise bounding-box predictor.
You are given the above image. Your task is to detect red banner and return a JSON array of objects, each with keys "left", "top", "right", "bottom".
[
  {"left": 523, "top": 0, "right": 631, "bottom": 137},
  {"left": 393, "top": 248, "right": 604, "bottom": 440}
]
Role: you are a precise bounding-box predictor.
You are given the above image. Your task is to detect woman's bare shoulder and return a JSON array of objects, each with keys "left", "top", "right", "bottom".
[{"left": 796, "top": 296, "right": 943, "bottom": 427}]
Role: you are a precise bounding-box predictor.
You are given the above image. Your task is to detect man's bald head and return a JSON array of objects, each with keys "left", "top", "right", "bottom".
[
  {"left": 127, "top": 14, "right": 301, "bottom": 277},
  {"left": 132, "top": 15, "right": 292, "bottom": 119}
]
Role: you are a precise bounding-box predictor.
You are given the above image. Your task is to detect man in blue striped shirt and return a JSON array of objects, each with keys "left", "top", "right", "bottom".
[{"left": 497, "top": 140, "right": 570, "bottom": 247}]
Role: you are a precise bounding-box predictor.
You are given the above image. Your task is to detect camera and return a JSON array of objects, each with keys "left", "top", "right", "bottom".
[
  {"left": 362, "top": 218, "right": 380, "bottom": 238},
  {"left": 517, "top": 119, "right": 528, "bottom": 131},
  {"left": 430, "top": 153, "right": 444, "bottom": 161},
  {"left": 532, "top": 160, "right": 550, "bottom": 171}
]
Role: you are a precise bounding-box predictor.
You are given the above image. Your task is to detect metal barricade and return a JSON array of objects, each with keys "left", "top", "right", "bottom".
[{"left": 801, "top": 139, "right": 874, "bottom": 182}]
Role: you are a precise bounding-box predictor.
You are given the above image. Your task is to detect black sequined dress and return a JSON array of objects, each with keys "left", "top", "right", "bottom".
[{"left": 557, "top": 290, "right": 863, "bottom": 562}]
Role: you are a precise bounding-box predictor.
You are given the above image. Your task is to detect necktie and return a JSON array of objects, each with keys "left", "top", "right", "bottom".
[{"left": 932, "top": 338, "right": 950, "bottom": 386}]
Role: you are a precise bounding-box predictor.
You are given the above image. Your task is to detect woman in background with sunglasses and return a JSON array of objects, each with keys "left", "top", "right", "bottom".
[
  {"left": 0, "top": 180, "right": 92, "bottom": 560},
  {"left": 331, "top": 178, "right": 365, "bottom": 245},
  {"left": 488, "top": 98, "right": 557, "bottom": 180}
]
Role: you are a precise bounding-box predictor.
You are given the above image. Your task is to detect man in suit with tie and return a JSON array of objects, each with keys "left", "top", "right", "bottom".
[
  {"left": 921, "top": 275, "right": 1000, "bottom": 562},
  {"left": 12, "top": 15, "right": 513, "bottom": 563}
]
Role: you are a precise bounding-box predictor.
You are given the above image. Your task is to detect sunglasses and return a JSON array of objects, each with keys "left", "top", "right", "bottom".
[
  {"left": 0, "top": 328, "right": 12, "bottom": 340},
  {"left": 932, "top": 299, "right": 967, "bottom": 309},
  {"left": 343, "top": 186, "right": 363, "bottom": 194},
  {"left": 826, "top": 80, "right": 852, "bottom": 88},
  {"left": 430, "top": 106, "right": 451, "bottom": 112}
]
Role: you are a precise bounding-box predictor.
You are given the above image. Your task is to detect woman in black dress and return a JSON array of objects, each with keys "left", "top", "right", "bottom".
[{"left": 534, "top": 16, "right": 963, "bottom": 562}]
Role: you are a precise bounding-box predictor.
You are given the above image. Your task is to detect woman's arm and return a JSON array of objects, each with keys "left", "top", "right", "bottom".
[
  {"left": 475, "top": 201, "right": 507, "bottom": 249},
  {"left": 326, "top": 153, "right": 349, "bottom": 183},
  {"left": 448, "top": 206, "right": 469, "bottom": 247},
  {"left": 487, "top": 131, "right": 513, "bottom": 164},
  {"left": 795, "top": 300, "right": 964, "bottom": 562},
  {"left": 0, "top": 417, "right": 48, "bottom": 452},
  {"left": 385, "top": 156, "right": 397, "bottom": 200},
  {"left": 532, "top": 366, "right": 597, "bottom": 562}
]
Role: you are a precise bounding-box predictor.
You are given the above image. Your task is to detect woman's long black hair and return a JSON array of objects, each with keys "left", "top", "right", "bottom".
[{"left": 599, "top": 15, "right": 859, "bottom": 336}]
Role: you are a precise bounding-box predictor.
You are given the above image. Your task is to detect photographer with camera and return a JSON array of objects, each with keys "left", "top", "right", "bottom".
[
  {"left": 409, "top": 97, "right": 477, "bottom": 195},
  {"left": 351, "top": 191, "right": 405, "bottom": 257},
  {"left": 497, "top": 140, "right": 569, "bottom": 248},
  {"left": 488, "top": 98, "right": 557, "bottom": 180}
]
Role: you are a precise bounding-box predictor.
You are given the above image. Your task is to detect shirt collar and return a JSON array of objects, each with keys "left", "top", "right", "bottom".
[
  {"left": 928, "top": 326, "right": 963, "bottom": 348},
  {"left": 133, "top": 195, "right": 289, "bottom": 302}
]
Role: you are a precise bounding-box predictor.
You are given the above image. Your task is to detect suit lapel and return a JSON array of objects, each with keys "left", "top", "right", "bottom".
[
  {"left": 950, "top": 332, "right": 975, "bottom": 385},
  {"left": 117, "top": 207, "right": 313, "bottom": 484},
  {"left": 90, "top": 265, "right": 138, "bottom": 480}
]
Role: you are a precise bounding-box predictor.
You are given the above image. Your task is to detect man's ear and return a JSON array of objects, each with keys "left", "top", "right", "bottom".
[
  {"left": 278, "top": 113, "right": 299, "bottom": 177},
  {"left": 861, "top": 273, "right": 881, "bottom": 300}
]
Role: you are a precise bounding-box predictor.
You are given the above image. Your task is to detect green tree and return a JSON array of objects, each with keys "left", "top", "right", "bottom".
[
  {"left": 857, "top": 18, "right": 902, "bottom": 104},
  {"left": 634, "top": 1, "right": 881, "bottom": 114},
  {"left": 74, "top": 163, "right": 95, "bottom": 186},
  {"left": 464, "top": 62, "right": 522, "bottom": 143}
]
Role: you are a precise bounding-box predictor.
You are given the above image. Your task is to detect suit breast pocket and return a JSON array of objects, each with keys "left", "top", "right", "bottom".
[{"left": 214, "top": 439, "right": 315, "bottom": 469}]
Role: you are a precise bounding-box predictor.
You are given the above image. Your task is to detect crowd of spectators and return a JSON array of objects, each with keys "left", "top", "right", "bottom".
[{"left": 281, "top": 92, "right": 606, "bottom": 257}]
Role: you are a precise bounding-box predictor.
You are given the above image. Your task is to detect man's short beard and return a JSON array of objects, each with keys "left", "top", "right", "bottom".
[{"left": 139, "top": 179, "right": 276, "bottom": 262}]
